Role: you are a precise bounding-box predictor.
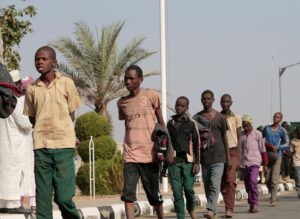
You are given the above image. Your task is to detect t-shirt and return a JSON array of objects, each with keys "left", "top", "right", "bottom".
[
  {"left": 117, "top": 89, "right": 161, "bottom": 163},
  {"left": 23, "top": 72, "right": 81, "bottom": 149},
  {"left": 193, "top": 111, "right": 227, "bottom": 165}
]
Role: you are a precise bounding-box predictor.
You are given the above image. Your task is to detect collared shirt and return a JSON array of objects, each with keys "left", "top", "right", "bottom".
[
  {"left": 23, "top": 72, "right": 80, "bottom": 149},
  {"left": 241, "top": 129, "right": 266, "bottom": 167},
  {"left": 117, "top": 89, "right": 161, "bottom": 163},
  {"left": 222, "top": 111, "right": 242, "bottom": 148},
  {"left": 290, "top": 138, "right": 300, "bottom": 167}
]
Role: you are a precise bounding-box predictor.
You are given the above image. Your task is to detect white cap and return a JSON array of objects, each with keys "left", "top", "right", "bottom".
[{"left": 9, "top": 70, "right": 21, "bottom": 82}]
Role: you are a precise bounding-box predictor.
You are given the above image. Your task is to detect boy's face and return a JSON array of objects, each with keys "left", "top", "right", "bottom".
[
  {"left": 35, "top": 49, "right": 57, "bottom": 75},
  {"left": 273, "top": 113, "right": 282, "bottom": 124},
  {"left": 201, "top": 93, "right": 214, "bottom": 109},
  {"left": 220, "top": 96, "right": 232, "bottom": 111},
  {"left": 175, "top": 98, "right": 188, "bottom": 116},
  {"left": 242, "top": 121, "right": 252, "bottom": 133},
  {"left": 124, "top": 69, "right": 142, "bottom": 92}
]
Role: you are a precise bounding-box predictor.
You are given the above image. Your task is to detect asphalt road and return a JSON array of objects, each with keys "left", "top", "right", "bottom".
[{"left": 139, "top": 191, "right": 300, "bottom": 219}]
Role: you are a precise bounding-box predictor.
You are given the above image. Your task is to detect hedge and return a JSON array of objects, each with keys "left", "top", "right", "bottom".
[
  {"left": 77, "top": 136, "right": 117, "bottom": 162},
  {"left": 75, "top": 112, "right": 112, "bottom": 141}
]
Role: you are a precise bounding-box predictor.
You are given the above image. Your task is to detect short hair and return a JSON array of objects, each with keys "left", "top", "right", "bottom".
[
  {"left": 176, "top": 96, "right": 189, "bottom": 106},
  {"left": 125, "top": 65, "right": 143, "bottom": 78},
  {"left": 35, "top": 46, "right": 56, "bottom": 60},
  {"left": 201, "top": 90, "right": 214, "bottom": 99},
  {"left": 281, "top": 121, "right": 289, "bottom": 127},
  {"left": 274, "top": 112, "right": 283, "bottom": 118},
  {"left": 221, "top": 94, "right": 232, "bottom": 101}
]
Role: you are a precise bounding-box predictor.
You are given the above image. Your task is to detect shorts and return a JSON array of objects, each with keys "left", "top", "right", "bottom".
[{"left": 121, "top": 162, "right": 163, "bottom": 206}]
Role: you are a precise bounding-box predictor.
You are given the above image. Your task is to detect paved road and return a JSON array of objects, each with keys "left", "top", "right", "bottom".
[{"left": 139, "top": 191, "right": 300, "bottom": 219}]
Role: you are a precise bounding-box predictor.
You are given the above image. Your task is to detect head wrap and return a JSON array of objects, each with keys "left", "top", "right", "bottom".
[
  {"left": 242, "top": 115, "right": 253, "bottom": 126},
  {"left": 0, "top": 64, "right": 18, "bottom": 118}
]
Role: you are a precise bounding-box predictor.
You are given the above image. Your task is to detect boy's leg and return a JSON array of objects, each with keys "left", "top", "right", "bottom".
[
  {"left": 294, "top": 166, "right": 300, "bottom": 198},
  {"left": 34, "top": 149, "right": 54, "bottom": 219},
  {"left": 221, "top": 149, "right": 239, "bottom": 214},
  {"left": 206, "top": 163, "right": 224, "bottom": 214},
  {"left": 122, "top": 163, "right": 140, "bottom": 219},
  {"left": 52, "top": 149, "right": 80, "bottom": 219},
  {"left": 140, "top": 163, "right": 163, "bottom": 219},
  {"left": 182, "top": 163, "right": 195, "bottom": 215},
  {"left": 243, "top": 167, "right": 251, "bottom": 205},
  {"left": 248, "top": 166, "right": 260, "bottom": 208},
  {"left": 201, "top": 163, "right": 210, "bottom": 200},
  {"left": 169, "top": 163, "right": 185, "bottom": 219},
  {"left": 270, "top": 157, "right": 282, "bottom": 203}
]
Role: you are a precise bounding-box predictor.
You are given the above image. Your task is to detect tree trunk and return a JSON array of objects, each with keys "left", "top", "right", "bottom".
[{"left": 94, "top": 102, "right": 112, "bottom": 124}]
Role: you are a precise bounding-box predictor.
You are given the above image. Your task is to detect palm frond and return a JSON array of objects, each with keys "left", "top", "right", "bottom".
[{"left": 50, "top": 20, "right": 157, "bottom": 118}]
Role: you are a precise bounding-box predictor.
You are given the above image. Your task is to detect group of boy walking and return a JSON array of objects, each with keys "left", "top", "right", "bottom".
[
  {"left": 14, "top": 45, "right": 299, "bottom": 219},
  {"left": 117, "top": 64, "right": 300, "bottom": 219}
]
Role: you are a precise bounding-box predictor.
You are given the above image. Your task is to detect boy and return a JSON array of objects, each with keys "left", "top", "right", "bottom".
[
  {"left": 193, "top": 90, "right": 230, "bottom": 219},
  {"left": 220, "top": 94, "right": 242, "bottom": 218},
  {"left": 241, "top": 115, "right": 268, "bottom": 213},
  {"left": 263, "top": 112, "right": 288, "bottom": 207},
  {"left": 117, "top": 65, "right": 165, "bottom": 219},
  {"left": 166, "top": 96, "right": 200, "bottom": 219},
  {"left": 23, "top": 46, "right": 81, "bottom": 219},
  {"left": 290, "top": 126, "right": 300, "bottom": 198}
]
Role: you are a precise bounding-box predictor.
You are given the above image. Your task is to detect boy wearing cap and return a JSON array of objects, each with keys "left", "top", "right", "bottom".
[{"left": 241, "top": 115, "right": 268, "bottom": 213}]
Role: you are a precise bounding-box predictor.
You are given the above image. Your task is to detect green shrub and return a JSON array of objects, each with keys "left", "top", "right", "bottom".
[
  {"left": 76, "top": 156, "right": 123, "bottom": 195},
  {"left": 75, "top": 112, "right": 112, "bottom": 141},
  {"left": 77, "top": 136, "right": 117, "bottom": 162},
  {"left": 108, "top": 150, "right": 124, "bottom": 192}
]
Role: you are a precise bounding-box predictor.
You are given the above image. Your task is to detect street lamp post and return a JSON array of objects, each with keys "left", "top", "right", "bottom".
[{"left": 278, "top": 61, "right": 300, "bottom": 113}]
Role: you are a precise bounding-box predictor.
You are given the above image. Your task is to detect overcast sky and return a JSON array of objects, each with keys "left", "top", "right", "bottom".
[{"left": 2, "top": 0, "right": 300, "bottom": 142}]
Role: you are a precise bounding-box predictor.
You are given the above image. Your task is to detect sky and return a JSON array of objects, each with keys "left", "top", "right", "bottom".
[{"left": 2, "top": 0, "right": 300, "bottom": 143}]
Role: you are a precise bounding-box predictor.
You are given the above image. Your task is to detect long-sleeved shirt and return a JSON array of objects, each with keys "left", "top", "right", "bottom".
[
  {"left": 241, "top": 129, "right": 266, "bottom": 167},
  {"left": 263, "top": 125, "right": 288, "bottom": 157},
  {"left": 167, "top": 114, "right": 200, "bottom": 163}
]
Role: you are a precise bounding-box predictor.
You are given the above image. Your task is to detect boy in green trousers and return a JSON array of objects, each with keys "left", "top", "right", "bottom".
[
  {"left": 164, "top": 96, "right": 200, "bottom": 219},
  {"left": 24, "top": 46, "right": 81, "bottom": 219}
]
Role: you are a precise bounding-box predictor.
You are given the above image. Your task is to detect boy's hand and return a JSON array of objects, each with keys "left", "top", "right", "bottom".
[
  {"left": 76, "top": 137, "right": 80, "bottom": 146},
  {"left": 193, "top": 163, "right": 200, "bottom": 175},
  {"left": 272, "top": 146, "right": 278, "bottom": 152},
  {"left": 226, "top": 159, "right": 233, "bottom": 168},
  {"left": 161, "top": 165, "right": 168, "bottom": 177},
  {"left": 200, "top": 132, "right": 209, "bottom": 140}
]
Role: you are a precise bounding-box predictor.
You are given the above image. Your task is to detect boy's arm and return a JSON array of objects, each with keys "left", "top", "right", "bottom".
[
  {"left": 222, "top": 116, "right": 231, "bottom": 166},
  {"left": 70, "top": 111, "right": 75, "bottom": 122},
  {"left": 191, "top": 121, "right": 200, "bottom": 174},
  {"left": 191, "top": 121, "right": 200, "bottom": 163},
  {"left": 29, "top": 116, "right": 36, "bottom": 127},
  {"left": 155, "top": 107, "right": 165, "bottom": 126},
  {"left": 223, "top": 134, "right": 231, "bottom": 167}
]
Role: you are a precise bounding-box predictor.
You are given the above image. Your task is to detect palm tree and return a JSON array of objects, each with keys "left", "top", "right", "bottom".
[{"left": 50, "top": 21, "right": 158, "bottom": 118}]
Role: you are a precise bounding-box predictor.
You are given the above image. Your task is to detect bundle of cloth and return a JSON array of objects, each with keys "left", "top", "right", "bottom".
[{"left": 0, "top": 63, "right": 22, "bottom": 118}]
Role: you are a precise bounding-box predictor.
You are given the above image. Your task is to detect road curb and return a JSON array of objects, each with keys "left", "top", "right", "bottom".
[{"left": 0, "top": 182, "right": 295, "bottom": 219}]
